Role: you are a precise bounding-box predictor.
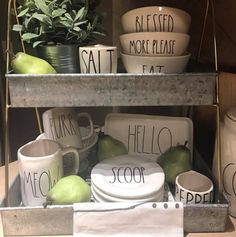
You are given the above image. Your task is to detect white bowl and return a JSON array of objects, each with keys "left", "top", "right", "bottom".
[
  {"left": 120, "top": 32, "right": 190, "bottom": 56},
  {"left": 120, "top": 52, "right": 191, "bottom": 74},
  {"left": 121, "top": 6, "right": 191, "bottom": 34}
]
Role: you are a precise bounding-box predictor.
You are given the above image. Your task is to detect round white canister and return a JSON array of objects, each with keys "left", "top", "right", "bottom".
[{"left": 221, "top": 107, "right": 236, "bottom": 217}]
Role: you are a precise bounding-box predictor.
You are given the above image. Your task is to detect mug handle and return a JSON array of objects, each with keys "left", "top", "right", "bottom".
[
  {"left": 62, "top": 147, "right": 80, "bottom": 175},
  {"left": 77, "top": 112, "right": 94, "bottom": 141}
]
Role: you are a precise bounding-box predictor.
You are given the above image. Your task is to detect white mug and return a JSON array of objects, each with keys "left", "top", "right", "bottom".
[
  {"left": 42, "top": 108, "right": 93, "bottom": 149},
  {"left": 79, "top": 44, "right": 117, "bottom": 73},
  {"left": 17, "top": 139, "right": 80, "bottom": 206},
  {"left": 175, "top": 170, "right": 214, "bottom": 204}
]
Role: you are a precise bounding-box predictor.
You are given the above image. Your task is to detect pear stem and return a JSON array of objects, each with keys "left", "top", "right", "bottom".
[
  {"left": 5, "top": 49, "right": 15, "bottom": 60},
  {"left": 184, "top": 140, "right": 188, "bottom": 147},
  {"left": 43, "top": 199, "right": 53, "bottom": 208},
  {"left": 98, "top": 131, "right": 106, "bottom": 138}
]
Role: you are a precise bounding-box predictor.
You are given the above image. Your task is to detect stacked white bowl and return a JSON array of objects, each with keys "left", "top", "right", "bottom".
[
  {"left": 120, "top": 6, "right": 191, "bottom": 74},
  {"left": 90, "top": 154, "right": 165, "bottom": 202}
]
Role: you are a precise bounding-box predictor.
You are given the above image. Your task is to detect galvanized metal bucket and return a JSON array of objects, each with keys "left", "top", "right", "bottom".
[{"left": 37, "top": 45, "right": 80, "bottom": 73}]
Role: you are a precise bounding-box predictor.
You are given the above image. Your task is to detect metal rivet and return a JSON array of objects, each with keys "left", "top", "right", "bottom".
[
  {"left": 164, "top": 203, "right": 168, "bottom": 209},
  {"left": 152, "top": 203, "right": 157, "bottom": 208},
  {"left": 175, "top": 203, "right": 180, "bottom": 209}
]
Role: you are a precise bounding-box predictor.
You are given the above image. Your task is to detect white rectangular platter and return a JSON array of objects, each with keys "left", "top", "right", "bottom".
[{"left": 104, "top": 113, "right": 193, "bottom": 162}]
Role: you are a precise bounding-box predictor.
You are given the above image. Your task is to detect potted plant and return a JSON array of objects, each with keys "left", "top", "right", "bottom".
[{"left": 13, "top": 0, "right": 105, "bottom": 73}]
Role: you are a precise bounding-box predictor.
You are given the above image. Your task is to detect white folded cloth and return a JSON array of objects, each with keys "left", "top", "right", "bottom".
[{"left": 73, "top": 202, "right": 183, "bottom": 237}]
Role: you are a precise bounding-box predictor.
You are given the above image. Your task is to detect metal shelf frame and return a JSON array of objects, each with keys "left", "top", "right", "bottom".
[{"left": 0, "top": 0, "right": 226, "bottom": 235}]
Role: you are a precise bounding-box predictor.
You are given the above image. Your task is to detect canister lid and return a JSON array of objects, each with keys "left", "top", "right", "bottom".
[{"left": 91, "top": 154, "right": 165, "bottom": 199}]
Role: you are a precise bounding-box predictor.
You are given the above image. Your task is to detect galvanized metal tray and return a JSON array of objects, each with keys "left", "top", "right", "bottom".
[
  {"left": 6, "top": 73, "right": 216, "bottom": 107},
  {"left": 2, "top": 72, "right": 227, "bottom": 235},
  {"left": 0, "top": 149, "right": 229, "bottom": 236}
]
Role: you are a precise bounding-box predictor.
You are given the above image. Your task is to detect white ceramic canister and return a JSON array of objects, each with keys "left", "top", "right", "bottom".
[
  {"left": 220, "top": 107, "right": 236, "bottom": 217},
  {"left": 79, "top": 44, "right": 117, "bottom": 73}
]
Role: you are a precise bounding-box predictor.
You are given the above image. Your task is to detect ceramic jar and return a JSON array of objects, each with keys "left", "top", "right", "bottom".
[
  {"left": 79, "top": 44, "right": 117, "bottom": 73},
  {"left": 221, "top": 107, "right": 236, "bottom": 217}
]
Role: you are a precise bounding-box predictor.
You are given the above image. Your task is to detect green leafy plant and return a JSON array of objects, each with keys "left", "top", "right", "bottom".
[{"left": 13, "top": 0, "right": 105, "bottom": 47}]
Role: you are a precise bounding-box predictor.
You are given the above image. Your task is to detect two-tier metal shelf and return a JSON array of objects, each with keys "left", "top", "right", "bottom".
[
  {"left": 1, "top": 71, "right": 229, "bottom": 236},
  {"left": 1, "top": 0, "right": 229, "bottom": 235}
]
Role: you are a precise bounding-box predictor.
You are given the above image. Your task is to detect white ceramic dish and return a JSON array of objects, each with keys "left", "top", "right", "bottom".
[
  {"left": 120, "top": 32, "right": 190, "bottom": 56},
  {"left": 91, "top": 182, "right": 164, "bottom": 203},
  {"left": 120, "top": 52, "right": 190, "bottom": 74},
  {"left": 104, "top": 113, "right": 193, "bottom": 162},
  {"left": 121, "top": 6, "right": 191, "bottom": 34},
  {"left": 91, "top": 154, "right": 165, "bottom": 199}
]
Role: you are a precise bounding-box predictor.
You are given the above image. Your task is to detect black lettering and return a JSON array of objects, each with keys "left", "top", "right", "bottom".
[
  {"left": 203, "top": 192, "right": 210, "bottom": 204},
  {"left": 152, "top": 40, "right": 157, "bottom": 54},
  {"left": 142, "top": 65, "right": 147, "bottom": 73},
  {"left": 180, "top": 189, "right": 185, "bottom": 201},
  {"left": 61, "top": 115, "right": 71, "bottom": 136},
  {"left": 137, "top": 125, "right": 143, "bottom": 153},
  {"left": 130, "top": 40, "right": 136, "bottom": 54},
  {"left": 232, "top": 170, "right": 236, "bottom": 196},
  {"left": 117, "top": 167, "right": 124, "bottom": 183},
  {"left": 88, "top": 51, "right": 97, "bottom": 73},
  {"left": 134, "top": 14, "right": 174, "bottom": 33},
  {"left": 149, "top": 66, "right": 154, "bottom": 73},
  {"left": 158, "top": 127, "right": 172, "bottom": 154},
  {"left": 156, "top": 65, "right": 164, "bottom": 73},
  {"left": 159, "top": 14, "right": 163, "bottom": 31},
  {"left": 81, "top": 50, "right": 89, "bottom": 73},
  {"left": 98, "top": 50, "right": 101, "bottom": 73},
  {"left": 153, "top": 14, "right": 158, "bottom": 31},
  {"left": 106, "top": 49, "right": 114, "bottom": 73},
  {"left": 124, "top": 167, "right": 132, "bottom": 183},
  {"left": 133, "top": 167, "right": 141, "bottom": 183},
  {"left": 129, "top": 40, "right": 149, "bottom": 54},
  {"left": 169, "top": 15, "right": 174, "bottom": 32},
  {"left": 141, "top": 166, "right": 145, "bottom": 183},
  {"left": 110, "top": 167, "right": 117, "bottom": 184},
  {"left": 146, "top": 14, "right": 151, "bottom": 31},
  {"left": 222, "top": 163, "right": 234, "bottom": 196},
  {"left": 160, "top": 40, "right": 164, "bottom": 54},
  {"left": 186, "top": 192, "right": 194, "bottom": 204},
  {"left": 33, "top": 172, "right": 39, "bottom": 198},
  {"left": 163, "top": 14, "right": 167, "bottom": 31},
  {"left": 38, "top": 171, "right": 50, "bottom": 197},
  {"left": 142, "top": 126, "right": 151, "bottom": 154},
  {"left": 49, "top": 118, "right": 55, "bottom": 139},
  {"left": 171, "top": 40, "right": 175, "bottom": 54},
  {"left": 195, "top": 193, "right": 202, "bottom": 204},
  {"left": 128, "top": 125, "right": 137, "bottom": 152},
  {"left": 54, "top": 117, "right": 62, "bottom": 139},
  {"left": 68, "top": 113, "right": 77, "bottom": 136},
  {"left": 23, "top": 171, "right": 35, "bottom": 197},
  {"left": 109, "top": 166, "right": 146, "bottom": 184},
  {"left": 135, "top": 16, "right": 142, "bottom": 32}
]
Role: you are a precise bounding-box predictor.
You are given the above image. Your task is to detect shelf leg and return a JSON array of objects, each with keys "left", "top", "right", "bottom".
[{"left": 197, "top": 0, "right": 210, "bottom": 61}]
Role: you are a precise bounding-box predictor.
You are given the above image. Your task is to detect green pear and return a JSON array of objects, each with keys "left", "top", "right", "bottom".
[
  {"left": 97, "top": 134, "right": 128, "bottom": 161},
  {"left": 159, "top": 142, "right": 192, "bottom": 185},
  {"left": 11, "top": 52, "right": 56, "bottom": 74},
  {"left": 46, "top": 175, "right": 91, "bottom": 205}
]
